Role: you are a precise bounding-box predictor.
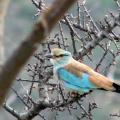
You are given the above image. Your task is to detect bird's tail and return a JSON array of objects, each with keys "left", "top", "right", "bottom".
[
  {"left": 112, "top": 82, "right": 120, "bottom": 93},
  {"left": 89, "top": 73, "right": 120, "bottom": 94},
  {"left": 98, "top": 82, "right": 120, "bottom": 94}
]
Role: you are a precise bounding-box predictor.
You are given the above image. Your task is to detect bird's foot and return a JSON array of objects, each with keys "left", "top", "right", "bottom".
[{"left": 70, "top": 91, "right": 79, "bottom": 98}]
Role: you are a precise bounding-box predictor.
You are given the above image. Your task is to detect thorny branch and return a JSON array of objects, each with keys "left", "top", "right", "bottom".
[{"left": 3, "top": 0, "right": 120, "bottom": 120}]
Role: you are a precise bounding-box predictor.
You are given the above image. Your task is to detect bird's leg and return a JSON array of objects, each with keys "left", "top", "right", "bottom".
[{"left": 69, "top": 90, "right": 93, "bottom": 98}]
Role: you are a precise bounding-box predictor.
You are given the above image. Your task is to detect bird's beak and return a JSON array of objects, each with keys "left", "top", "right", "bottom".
[{"left": 45, "top": 54, "right": 54, "bottom": 59}]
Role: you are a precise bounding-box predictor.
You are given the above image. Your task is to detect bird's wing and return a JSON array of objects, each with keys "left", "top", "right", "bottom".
[
  {"left": 57, "top": 67, "right": 97, "bottom": 92},
  {"left": 68, "top": 59, "right": 114, "bottom": 91}
]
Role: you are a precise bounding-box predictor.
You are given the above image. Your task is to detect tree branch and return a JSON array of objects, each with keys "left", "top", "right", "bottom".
[{"left": 0, "top": 0, "right": 77, "bottom": 106}]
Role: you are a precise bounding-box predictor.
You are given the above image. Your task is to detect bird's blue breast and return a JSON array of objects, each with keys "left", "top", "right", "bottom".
[{"left": 57, "top": 68, "right": 96, "bottom": 92}]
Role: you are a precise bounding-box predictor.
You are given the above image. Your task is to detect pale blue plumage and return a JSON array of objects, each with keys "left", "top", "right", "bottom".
[{"left": 57, "top": 68, "right": 96, "bottom": 92}]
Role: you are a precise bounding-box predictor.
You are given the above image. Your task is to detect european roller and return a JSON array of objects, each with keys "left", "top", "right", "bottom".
[{"left": 47, "top": 48, "right": 120, "bottom": 94}]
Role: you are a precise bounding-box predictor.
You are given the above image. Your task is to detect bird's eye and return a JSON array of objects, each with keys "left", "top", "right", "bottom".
[
  {"left": 53, "top": 54, "right": 63, "bottom": 58},
  {"left": 59, "top": 54, "right": 64, "bottom": 57},
  {"left": 54, "top": 54, "right": 68, "bottom": 58}
]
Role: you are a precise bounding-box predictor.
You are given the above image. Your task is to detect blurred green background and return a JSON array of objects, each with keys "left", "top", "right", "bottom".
[{"left": 1, "top": 0, "right": 120, "bottom": 120}]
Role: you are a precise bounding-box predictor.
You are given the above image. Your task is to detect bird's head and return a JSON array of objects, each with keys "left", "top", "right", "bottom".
[{"left": 47, "top": 48, "right": 72, "bottom": 70}]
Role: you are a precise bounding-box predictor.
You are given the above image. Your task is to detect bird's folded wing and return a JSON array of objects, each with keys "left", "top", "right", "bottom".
[
  {"left": 65, "top": 60, "right": 114, "bottom": 90},
  {"left": 57, "top": 68, "right": 97, "bottom": 92}
]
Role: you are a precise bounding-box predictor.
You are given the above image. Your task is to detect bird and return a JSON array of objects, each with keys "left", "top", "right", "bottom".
[{"left": 47, "top": 48, "right": 120, "bottom": 94}]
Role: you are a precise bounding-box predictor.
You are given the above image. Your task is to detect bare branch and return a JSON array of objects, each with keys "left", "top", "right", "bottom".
[{"left": 0, "top": 0, "right": 77, "bottom": 106}]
